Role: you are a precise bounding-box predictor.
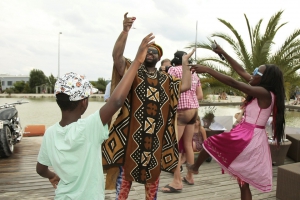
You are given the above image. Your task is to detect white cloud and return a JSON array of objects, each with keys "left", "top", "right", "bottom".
[{"left": 0, "top": 0, "right": 299, "bottom": 81}]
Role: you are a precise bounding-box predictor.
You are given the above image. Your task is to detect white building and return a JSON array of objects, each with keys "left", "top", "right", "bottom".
[{"left": 0, "top": 74, "right": 29, "bottom": 90}]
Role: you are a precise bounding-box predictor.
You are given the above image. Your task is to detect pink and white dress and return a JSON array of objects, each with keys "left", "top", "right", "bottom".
[{"left": 203, "top": 93, "right": 274, "bottom": 192}]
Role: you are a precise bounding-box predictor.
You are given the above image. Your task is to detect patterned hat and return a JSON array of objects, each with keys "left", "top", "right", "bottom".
[
  {"left": 54, "top": 72, "right": 98, "bottom": 101},
  {"left": 150, "top": 43, "right": 163, "bottom": 58}
]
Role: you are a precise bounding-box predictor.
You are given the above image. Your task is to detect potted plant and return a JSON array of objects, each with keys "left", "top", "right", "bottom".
[{"left": 202, "top": 106, "right": 216, "bottom": 128}]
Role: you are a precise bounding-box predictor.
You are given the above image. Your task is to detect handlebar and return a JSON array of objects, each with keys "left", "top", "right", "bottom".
[{"left": 0, "top": 100, "right": 29, "bottom": 108}]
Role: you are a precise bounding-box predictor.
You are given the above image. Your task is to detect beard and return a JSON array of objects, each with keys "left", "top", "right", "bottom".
[{"left": 144, "top": 56, "right": 159, "bottom": 68}]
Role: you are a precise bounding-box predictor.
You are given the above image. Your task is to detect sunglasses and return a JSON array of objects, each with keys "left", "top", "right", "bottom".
[
  {"left": 252, "top": 68, "right": 263, "bottom": 76},
  {"left": 147, "top": 48, "right": 158, "bottom": 54}
]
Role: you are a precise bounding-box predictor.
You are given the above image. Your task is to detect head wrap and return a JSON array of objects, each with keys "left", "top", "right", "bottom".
[
  {"left": 54, "top": 72, "right": 98, "bottom": 101},
  {"left": 150, "top": 43, "right": 163, "bottom": 58}
]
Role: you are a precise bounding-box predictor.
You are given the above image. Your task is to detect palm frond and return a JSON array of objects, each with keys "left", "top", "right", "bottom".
[
  {"left": 186, "top": 10, "right": 300, "bottom": 95},
  {"left": 251, "top": 11, "right": 287, "bottom": 68},
  {"left": 216, "top": 19, "right": 252, "bottom": 67},
  {"left": 211, "top": 33, "right": 249, "bottom": 66},
  {"left": 264, "top": 10, "right": 285, "bottom": 37},
  {"left": 244, "top": 14, "right": 253, "bottom": 50},
  {"left": 273, "top": 29, "right": 300, "bottom": 56},
  {"left": 252, "top": 19, "right": 263, "bottom": 49}
]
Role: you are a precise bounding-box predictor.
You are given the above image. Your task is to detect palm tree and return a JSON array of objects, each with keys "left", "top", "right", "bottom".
[{"left": 188, "top": 10, "right": 300, "bottom": 100}]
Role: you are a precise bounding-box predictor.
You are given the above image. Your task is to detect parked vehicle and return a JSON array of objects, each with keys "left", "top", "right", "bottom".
[{"left": 0, "top": 100, "right": 28, "bottom": 158}]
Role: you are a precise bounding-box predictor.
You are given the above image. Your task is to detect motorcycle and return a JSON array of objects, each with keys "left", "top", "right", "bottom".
[{"left": 0, "top": 100, "right": 28, "bottom": 158}]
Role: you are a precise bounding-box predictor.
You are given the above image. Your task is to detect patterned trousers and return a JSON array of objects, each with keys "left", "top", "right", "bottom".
[{"left": 115, "top": 166, "right": 160, "bottom": 200}]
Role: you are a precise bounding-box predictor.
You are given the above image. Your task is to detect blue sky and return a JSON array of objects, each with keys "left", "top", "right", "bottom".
[{"left": 0, "top": 0, "right": 299, "bottom": 81}]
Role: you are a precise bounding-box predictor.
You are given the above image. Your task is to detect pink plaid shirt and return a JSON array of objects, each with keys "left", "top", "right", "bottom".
[{"left": 168, "top": 66, "right": 200, "bottom": 109}]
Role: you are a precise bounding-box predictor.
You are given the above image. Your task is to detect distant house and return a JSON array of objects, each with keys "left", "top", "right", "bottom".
[
  {"left": 35, "top": 84, "right": 52, "bottom": 94},
  {"left": 0, "top": 74, "right": 29, "bottom": 90}
]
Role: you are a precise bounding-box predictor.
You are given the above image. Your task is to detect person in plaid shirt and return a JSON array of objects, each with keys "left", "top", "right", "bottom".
[{"left": 161, "top": 51, "right": 203, "bottom": 193}]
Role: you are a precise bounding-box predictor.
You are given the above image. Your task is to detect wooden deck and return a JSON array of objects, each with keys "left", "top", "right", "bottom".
[{"left": 0, "top": 137, "right": 294, "bottom": 200}]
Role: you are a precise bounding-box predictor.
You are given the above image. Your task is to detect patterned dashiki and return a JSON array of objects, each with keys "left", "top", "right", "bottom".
[{"left": 102, "top": 59, "right": 181, "bottom": 184}]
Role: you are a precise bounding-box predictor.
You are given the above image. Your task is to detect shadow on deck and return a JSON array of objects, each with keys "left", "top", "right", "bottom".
[{"left": 0, "top": 137, "right": 295, "bottom": 200}]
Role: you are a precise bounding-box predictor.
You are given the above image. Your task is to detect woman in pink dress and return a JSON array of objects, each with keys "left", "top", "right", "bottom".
[{"left": 187, "top": 44, "right": 286, "bottom": 200}]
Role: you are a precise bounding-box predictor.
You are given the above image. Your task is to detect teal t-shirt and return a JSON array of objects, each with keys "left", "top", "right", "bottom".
[{"left": 38, "top": 111, "right": 108, "bottom": 200}]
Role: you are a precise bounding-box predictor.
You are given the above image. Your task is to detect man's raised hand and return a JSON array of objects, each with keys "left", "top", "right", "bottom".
[{"left": 123, "top": 12, "right": 136, "bottom": 32}]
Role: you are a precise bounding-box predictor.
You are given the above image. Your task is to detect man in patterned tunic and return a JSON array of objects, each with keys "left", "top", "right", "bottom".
[{"left": 102, "top": 12, "right": 193, "bottom": 199}]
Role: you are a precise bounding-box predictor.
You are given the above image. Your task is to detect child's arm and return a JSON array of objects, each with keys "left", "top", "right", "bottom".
[
  {"left": 189, "top": 65, "right": 270, "bottom": 103},
  {"left": 36, "top": 162, "right": 60, "bottom": 189},
  {"left": 212, "top": 43, "right": 251, "bottom": 82},
  {"left": 100, "top": 33, "right": 155, "bottom": 125}
]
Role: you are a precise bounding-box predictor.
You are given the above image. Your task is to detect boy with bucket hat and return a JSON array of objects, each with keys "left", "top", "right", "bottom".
[{"left": 36, "top": 33, "right": 156, "bottom": 200}]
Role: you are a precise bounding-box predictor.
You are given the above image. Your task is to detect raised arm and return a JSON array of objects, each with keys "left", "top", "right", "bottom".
[
  {"left": 112, "top": 12, "right": 136, "bottom": 76},
  {"left": 190, "top": 65, "right": 270, "bottom": 108},
  {"left": 196, "top": 85, "right": 203, "bottom": 100},
  {"left": 212, "top": 42, "right": 251, "bottom": 82},
  {"left": 100, "top": 33, "right": 155, "bottom": 125},
  {"left": 180, "top": 49, "right": 195, "bottom": 92}
]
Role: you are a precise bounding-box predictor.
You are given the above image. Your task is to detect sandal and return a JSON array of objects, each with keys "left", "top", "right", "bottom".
[
  {"left": 161, "top": 184, "right": 182, "bottom": 193},
  {"left": 186, "top": 163, "right": 199, "bottom": 175},
  {"left": 182, "top": 177, "right": 194, "bottom": 185}
]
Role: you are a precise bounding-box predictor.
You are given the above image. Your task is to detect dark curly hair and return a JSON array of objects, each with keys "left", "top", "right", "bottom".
[{"left": 244, "top": 64, "right": 285, "bottom": 145}]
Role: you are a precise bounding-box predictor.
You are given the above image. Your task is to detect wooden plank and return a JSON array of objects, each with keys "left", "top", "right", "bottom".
[{"left": 0, "top": 137, "right": 295, "bottom": 199}]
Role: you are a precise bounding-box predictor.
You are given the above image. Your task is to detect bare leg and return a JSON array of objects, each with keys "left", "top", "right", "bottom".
[
  {"left": 239, "top": 182, "right": 252, "bottom": 200},
  {"left": 180, "top": 153, "right": 186, "bottom": 165},
  {"left": 182, "top": 124, "right": 195, "bottom": 183},
  {"left": 186, "top": 148, "right": 210, "bottom": 174}
]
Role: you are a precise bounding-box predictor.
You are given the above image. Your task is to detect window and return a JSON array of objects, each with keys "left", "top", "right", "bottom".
[
  {"left": 1, "top": 81, "right": 5, "bottom": 86},
  {"left": 7, "top": 81, "right": 13, "bottom": 86}
]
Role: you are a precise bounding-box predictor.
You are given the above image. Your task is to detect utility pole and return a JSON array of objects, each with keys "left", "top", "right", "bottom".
[{"left": 58, "top": 32, "right": 62, "bottom": 78}]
